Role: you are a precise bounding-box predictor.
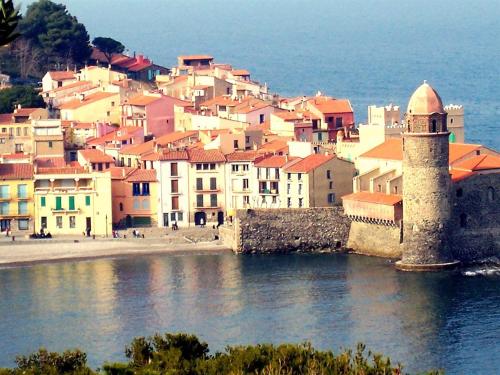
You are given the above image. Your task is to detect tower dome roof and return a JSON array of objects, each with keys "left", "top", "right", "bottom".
[{"left": 407, "top": 81, "right": 445, "bottom": 115}]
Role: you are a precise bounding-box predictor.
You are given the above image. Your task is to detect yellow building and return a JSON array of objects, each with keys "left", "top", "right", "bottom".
[
  {"left": 0, "top": 163, "right": 34, "bottom": 234},
  {"left": 59, "top": 91, "right": 121, "bottom": 124},
  {"left": 34, "top": 166, "right": 112, "bottom": 236}
]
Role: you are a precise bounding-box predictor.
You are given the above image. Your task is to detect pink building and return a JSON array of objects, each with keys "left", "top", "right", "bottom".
[
  {"left": 306, "top": 96, "right": 354, "bottom": 141},
  {"left": 121, "top": 94, "right": 189, "bottom": 137}
]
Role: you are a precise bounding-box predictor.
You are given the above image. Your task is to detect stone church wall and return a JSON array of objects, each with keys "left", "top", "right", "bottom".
[{"left": 347, "top": 221, "right": 402, "bottom": 258}]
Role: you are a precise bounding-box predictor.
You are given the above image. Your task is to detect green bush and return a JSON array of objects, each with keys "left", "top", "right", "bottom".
[{"left": 0, "top": 333, "right": 443, "bottom": 375}]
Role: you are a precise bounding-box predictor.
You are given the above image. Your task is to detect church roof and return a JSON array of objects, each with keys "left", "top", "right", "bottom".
[{"left": 407, "top": 81, "right": 445, "bottom": 115}]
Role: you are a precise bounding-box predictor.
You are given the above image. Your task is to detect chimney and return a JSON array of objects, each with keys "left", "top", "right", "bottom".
[
  {"left": 79, "top": 93, "right": 85, "bottom": 102},
  {"left": 17, "top": 104, "right": 21, "bottom": 110}
]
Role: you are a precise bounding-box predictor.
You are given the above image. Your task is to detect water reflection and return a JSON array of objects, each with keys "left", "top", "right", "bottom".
[{"left": 0, "top": 253, "right": 498, "bottom": 374}]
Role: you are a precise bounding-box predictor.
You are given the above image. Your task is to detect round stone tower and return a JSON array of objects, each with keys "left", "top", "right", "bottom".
[{"left": 396, "top": 81, "right": 459, "bottom": 271}]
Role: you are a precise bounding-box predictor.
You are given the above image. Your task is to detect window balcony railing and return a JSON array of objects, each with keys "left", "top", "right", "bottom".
[{"left": 51, "top": 207, "right": 80, "bottom": 213}]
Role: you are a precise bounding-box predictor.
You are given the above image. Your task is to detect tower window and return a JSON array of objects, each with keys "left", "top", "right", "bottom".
[
  {"left": 460, "top": 213, "right": 467, "bottom": 228},
  {"left": 431, "top": 119, "right": 437, "bottom": 132},
  {"left": 450, "top": 118, "right": 454, "bottom": 124},
  {"left": 456, "top": 188, "right": 463, "bottom": 198},
  {"left": 487, "top": 187, "right": 495, "bottom": 202}
]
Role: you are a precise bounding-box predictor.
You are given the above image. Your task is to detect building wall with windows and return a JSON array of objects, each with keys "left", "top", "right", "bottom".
[
  {"left": 188, "top": 160, "right": 226, "bottom": 225},
  {"left": 153, "top": 158, "right": 190, "bottom": 228},
  {"left": 34, "top": 170, "right": 112, "bottom": 236},
  {"left": 226, "top": 161, "right": 254, "bottom": 211},
  {"left": 0, "top": 174, "right": 34, "bottom": 234},
  {"left": 110, "top": 169, "right": 158, "bottom": 228}
]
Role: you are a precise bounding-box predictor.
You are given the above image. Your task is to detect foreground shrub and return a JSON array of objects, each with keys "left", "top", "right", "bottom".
[{"left": 1, "top": 333, "right": 443, "bottom": 374}]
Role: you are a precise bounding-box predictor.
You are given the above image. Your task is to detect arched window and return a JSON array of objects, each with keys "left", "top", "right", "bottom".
[
  {"left": 488, "top": 187, "right": 495, "bottom": 202},
  {"left": 119, "top": 203, "right": 123, "bottom": 211},
  {"left": 450, "top": 118, "right": 454, "bottom": 124},
  {"left": 460, "top": 213, "right": 467, "bottom": 228},
  {"left": 431, "top": 119, "right": 437, "bottom": 132}
]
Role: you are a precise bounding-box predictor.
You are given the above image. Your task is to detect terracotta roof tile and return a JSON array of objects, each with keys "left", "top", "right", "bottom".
[
  {"left": 125, "top": 168, "right": 157, "bottom": 182},
  {"left": 87, "top": 126, "right": 140, "bottom": 145},
  {"left": 13, "top": 108, "right": 43, "bottom": 117},
  {"left": 454, "top": 154, "right": 500, "bottom": 171},
  {"left": 254, "top": 155, "right": 289, "bottom": 168},
  {"left": 156, "top": 131, "right": 198, "bottom": 145},
  {"left": 59, "top": 92, "right": 118, "bottom": 110},
  {"left": 257, "top": 139, "right": 288, "bottom": 154},
  {"left": 308, "top": 96, "right": 353, "bottom": 114},
  {"left": 200, "top": 95, "right": 239, "bottom": 107},
  {"left": 0, "top": 113, "right": 12, "bottom": 123},
  {"left": 79, "top": 149, "right": 115, "bottom": 163},
  {"left": 35, "top": 157, "right": 67, "bottom": 168},
  {"left": 108, "top": 166, "right": 135, "bottom": 180},
  {"left": 342, "top": 192, "right": 403, "bottom": 206},
  {"left": 1, "top": 153, "right": 30, "bottom": 160},
  {"left": 359, "top": 139, "right": 403, "bottom": 160},
  {"left": 226, "top": 150, "right": 261, "bottom": 162},
  {"left": 0, "top": 163, "right": 33, "bottom": 179},
  {"left": 188, "top": 149, "right": 226, "bottom": 163},
  {"left": 448, "top": 143, "right": 482, "bottom": 164},
  {"left": 51, "top": 80, "right": 92, "bottom": 93},
  {"left": 126, "top": 95, "right": 161, "bottom": 106},
  {"left": 450, "top": 169, "right": 475, "bottom": 182},
  {"left": 141, "top": 150, "right": 189, "bottom": 161},
  {"left": 36, "top": 167, "right": 86, "bottom": 175},
  {"left": 48, "top": 71, "right": 76, "bottom": 80},
  {"left": 232, "top": 69, "right": 250, "bottom": 76},
  {"left": 285, "top": 154, "right": 334, "bottom": 173}
]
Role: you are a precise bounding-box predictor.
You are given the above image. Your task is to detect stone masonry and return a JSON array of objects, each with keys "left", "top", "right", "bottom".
[{"left": 222, "top": 207, "right": 351, "bottom": 254}]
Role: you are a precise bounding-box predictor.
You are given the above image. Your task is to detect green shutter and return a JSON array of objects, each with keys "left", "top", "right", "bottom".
[
  {"left": 69, "top": 196, "right": 75, "bottom": 210},
  {"left": 41, "top": 196, "right": 46, "bottom": 207},
  {"left": 85, "top": 196, "right": 91, "bottom": 206},
  {"left": 55, "top": 196, "right": 62, "bottom": 210}
]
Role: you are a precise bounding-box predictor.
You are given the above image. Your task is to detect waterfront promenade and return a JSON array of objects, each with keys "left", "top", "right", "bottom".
[{"left": 0, "top": 227, "right": 230, "bottom": 267}]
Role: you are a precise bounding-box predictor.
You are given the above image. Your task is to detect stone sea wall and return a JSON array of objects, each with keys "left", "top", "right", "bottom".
[
  {"left": 224, "top": 208, "right": 351, "bottom": 254},
  {"left": 347, "top": 221, "right": 402, "bottom": 258}
]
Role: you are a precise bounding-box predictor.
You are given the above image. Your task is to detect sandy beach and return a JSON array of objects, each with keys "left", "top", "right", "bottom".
[{"left": 0, "top": 227, "right": 232, "bottom": 267}]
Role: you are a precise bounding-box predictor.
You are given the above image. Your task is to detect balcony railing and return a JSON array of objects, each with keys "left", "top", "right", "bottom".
[{"left": 51, "top": 207, "right": 80, "bottom": 213}]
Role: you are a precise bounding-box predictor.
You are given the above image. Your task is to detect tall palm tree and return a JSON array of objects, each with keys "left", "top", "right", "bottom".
[{"left": 0, "top": 0, "right": 20, "bottom": 47}]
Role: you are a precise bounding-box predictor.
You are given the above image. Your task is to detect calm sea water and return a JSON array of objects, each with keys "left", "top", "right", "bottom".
[
  {"left": 33, "top": 0, "right": 500, "bottom": 149},
  {"left": 0, "top": 253, "right": 499, "bottom": 373}
]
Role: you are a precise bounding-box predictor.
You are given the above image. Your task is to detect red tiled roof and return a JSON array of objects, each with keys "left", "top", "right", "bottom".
[
  {"left": 257, "top": 139, "right": 288, "bottom": 154},
  {"left": 59, "top": 92, "right": 118, "bottom": 110},
  {"left": 35, "top": 157, "right": 67, "bottom": 168},
  {"left": 52, "top": 80, "right": 92, "bottom": 93},
  {"left": 450, "top": 169, "right": 475, "bottom": 182},
  {"left": 73, "top": 122, "right": 95, "bottom": 130},
  {"left": 342, "top": 192, "right": 403, "bottom": 206},
  {"left": 48, "top": 71, "right": 75, "bottom": 81},
  {"left": 141, "top": 150, "right": 189, "bottom": 161},
  {"left": 200, "top": 95, "right": 238, "bottom": 107},
  {"left": 120, "top": 141, "right": 154, "bottom": 156},
  {"left": 125, "top": 168, "right": 157, "bottom": 182},
  {"left": 36, "top": 167, "right": 86, "bottom": 175},
  {"left": 308, "top": 96, "right": 353, "bottom": 114},
  {"left": 285, "top": 154, "right": 334, "bottom": 173},
  {"left": 79, "top": 149, "right": 115, "bottom": 163},
  {"left": 156, "top": 130, "right": 198, "bottom": 145},
  {"left": 0, "top": 163, "right": 33, "bottom": 179},
  {"left": 188, "top": 149, "right": 226, "bottom": 163},
  {"left": 453, "top": 154, "right": 500, "bottom": 171},
  {"left": 233, "top": 100, "right": 271, "bottom": 114},
  {"left": 449, "top": 143, "right": 482, "bottom": 164},
  {"left": 226, "top": 150, "right": 261, "bottom": 162},
  {"left": 0, "top": 113, "right": 12, "bottom": 123},
  {"left": 13, "top": 108, "right": 43, "bottom": 117},
  {"left": 1, "top": 153, "right": 30, "bottom": 160},
  {"left": 359, "top": 139, "right": 403, "bottom": 160},
  {"left": 126, "top": 95, "right": 161, "bottom": 106},
  {"left": 232, "top": 69, "right": 250, "bottom": 76},
  {"left": 254, "top": 155, "right": 289, "bottom": 168},
  {"left": 87, "top": 126, "right": 141, "bottom": 145},
  {"left": 108, "top": 166, "right": 135, "bottom": 180}
]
